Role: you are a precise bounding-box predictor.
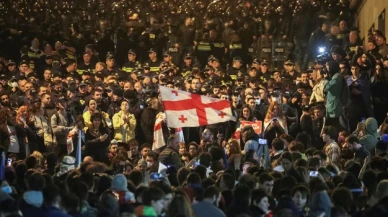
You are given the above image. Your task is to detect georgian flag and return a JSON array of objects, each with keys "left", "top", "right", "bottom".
[
  {"left": 159, "top": 86, "right": 236, "bottom": 128},
  {"left": 152, "top": 113, "right": 166, "bottom": 150}
]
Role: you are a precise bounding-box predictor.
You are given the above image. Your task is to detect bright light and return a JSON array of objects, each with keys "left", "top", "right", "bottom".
[{"left": 318, "top": 47, "right": 325, "bottom": 53}]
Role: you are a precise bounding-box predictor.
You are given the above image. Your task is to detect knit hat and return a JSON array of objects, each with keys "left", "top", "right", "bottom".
[
  {"left": 57, "top": 156, "right": 76, "bottom": 177},
  {"left": 111, "top": 174, "right": 128, "bottom": 192}
]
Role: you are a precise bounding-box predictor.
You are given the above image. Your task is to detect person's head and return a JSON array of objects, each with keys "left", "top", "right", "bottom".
[
  {"left": 259, "top": 173, "right": 274, "bottom": 195},
  {"left": 375, "top": 180, "right": 388, "bottom": 201},
  {"left": 251, "top": 189, "right": 269, "bottom": 213},
  {"left": 90, "top": 112, "right": 103, "bottom": 129},
  {"left": 203, "top": 186, "right": 221, "bottom": 206},
  {"left": 350, "top": 64, "right": 360, "bottom": 77},
  {"left": 109, "top": 141, "right": 118, "bottom": 154},
  {"left": 165, "top": 194, "right": 194, "bottom": 217},
  {"left": 226, "top": 139, "right": 241, "bottom": 156},
  {"left": 140, "top": 144, "right": 151, "bottom": 158},
  {"left": 40, "top": 93, "right": 51, "bottom": 107},
  {"left": 82, "top": 51, "right": 91, "bottom": 63},
  {"left": 167, "top": 135, "right": 180, "bottom": 150},
  {"left": 88, "top": 98, "right": 97, "bottom": 112},
  {"left": 202, "top": 128, "right": 214, "bottom": 142},
  {"left": 43, "top": 184, "right": 61, "bottom": 208},
  {"left": 146, "top": 151, "right": 157, "bottom": 167},
  {"left": 240, "top": 104, "right": 252, "bottom": 120},
  {"left": 272, "top": 138, "right": 285, "bottom": 152},
  {"left": 292, "top": 185, "right": 310, "bottom": 210},
  {"left": 191, "top": 77, "right": 201, "bottom": 91},
  {"left": 27, "top": 172, "right": 45, "bottom": 191},
  {"left": 345, "top": 135, "right": 361, "bottom": 152},
  {"left": 331, "top": 187, "right": 353, "bottom": 212},
  {"left": 280, "top": 152, "right": 293, "bottom": 172},
  {"left": 188, "top": 142, "right": 199, "bottom": 157},
  {"left": 142, "top": 187, "right": 166, "bottom": 215},
  {"left": 265, "top": 101, "right": 284, "bottom": 120},
  {"left": 321, "top": 126, "right": 337, "bottom": 143},
  {"left": 220, "top": 173, "right": 235, "bottom": 191},
  {"left": 93, "top": 89, "right": 103, "bottom": 102}
]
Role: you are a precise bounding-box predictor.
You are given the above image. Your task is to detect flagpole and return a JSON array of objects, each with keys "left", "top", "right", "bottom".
[{"left": 75, "top": 130, "right": 82, "bottom": 168}]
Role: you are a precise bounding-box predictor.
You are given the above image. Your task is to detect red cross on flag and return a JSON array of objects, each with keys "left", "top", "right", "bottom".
[{"left": 160, "top": 86, "right": 236, "bottom": 128}]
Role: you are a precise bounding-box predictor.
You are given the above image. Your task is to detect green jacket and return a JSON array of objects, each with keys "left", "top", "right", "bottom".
[{"left": 324, "top": 73, "right": 344, "bottom": 118}]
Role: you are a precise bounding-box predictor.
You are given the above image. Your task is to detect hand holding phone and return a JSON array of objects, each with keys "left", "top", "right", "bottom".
[{"left": 309, "top": 171, "right": 318, "bottom": 177}]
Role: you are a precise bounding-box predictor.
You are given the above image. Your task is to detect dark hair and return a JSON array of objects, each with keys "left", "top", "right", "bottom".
[
  {"left": 238, "top": 174, "right": 257, "bottom": 189},
  {"left": 272, "top": 138, "right": 285, "bottom": 151},
  {"left": 25, "top": 156, "right": 37, "bottom": 169},
  {"left": 346, "top": 135, "right": 359, "bottom": 144},
  {"left": 28, "top": 172, "right": 46, "bottom": 191},
  {"left": 142, "top": 187, "right": 165, "bottom": 205},
  {"left": 331, "top": 187, "right": 353, "bottom": 211},
  {"left": 177, "top": 168, "right": 191, "bottom": 186},
  {"left": 71, "top": 180, "right": 89, "bottom": 201},
  {"left": 308, "top": 157, "right": 322, "bottom": 169},
  {"left": 203, "top": 186, "right": 220, "bottom": 199},
  {"left": 221, "top": 173, "right": 235, "bottom": 190},
  {"left": 291, "top": 185, "right": 310, "bottom": 200},
  {"left": 43, "top": 184, "right": 61, "bottom": 205},
  {"left": 61, "top": 192, "right": 80, "bottom": 212},
  {"left": 194, "top": 165, "right": 207, "bottom": 180},
  {"left": 259, "top": 173, "right": 274, "bottom": 184},
  {"left": 322, "top": 126, "right": 337, "bottom": 139},
  {"left": 128, "top": 170, "right": 143, "bottom": 187}
]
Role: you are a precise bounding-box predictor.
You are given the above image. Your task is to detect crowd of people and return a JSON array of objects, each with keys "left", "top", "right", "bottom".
[{"left": 1, "top": 0, "right": 388, "bottom": 217}]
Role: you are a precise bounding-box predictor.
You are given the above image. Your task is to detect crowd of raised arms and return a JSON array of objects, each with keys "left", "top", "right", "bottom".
[{"left": 1, "top": 0, "right": 388, "bottom": 217}]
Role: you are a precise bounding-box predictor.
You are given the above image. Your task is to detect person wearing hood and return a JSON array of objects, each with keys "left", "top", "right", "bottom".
[
  {"left": 352, "top": 117, "right": 380, "bottom": 155},
  {"left": 242, "top": 125, "right": 270, "bottom": 169},
  {"left": 19, "top": 172, "right": 45, "bottom": 217},
  {"left": 110, "top": 174, "right": 135, "bottom": 204},
  {"left": 309, "top": 191, "right": 331, "bottom": 217},
  {"left": 324, "top": 61, "right": 348, "bottom": 130}
]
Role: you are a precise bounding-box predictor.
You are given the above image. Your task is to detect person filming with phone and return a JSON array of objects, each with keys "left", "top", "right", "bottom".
[{"left": 264, "top": 101, "right": 288, "bottom": 146}]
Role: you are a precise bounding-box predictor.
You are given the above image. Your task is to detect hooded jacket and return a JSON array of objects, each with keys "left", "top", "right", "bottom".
[
  {"left": 309, "top": 191, "right": 331, "bottom": 217},
  {"left": 353, "top": 117, "right": 380, "bottom": 154},
  {"left": 19, "top": 191, "right": 45, "bottom": 217},
  {"left": 324, "top": 61, "right": 345, "bottom": 118}
]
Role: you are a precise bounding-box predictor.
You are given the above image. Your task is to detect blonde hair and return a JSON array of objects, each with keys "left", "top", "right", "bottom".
[
  {"left": 265, "top": 101, "right": 285, "bottom": 122},
  {"left": 31, "top": 151, "right": 44, "bottom": 166},
  {"left": 16, "top": 106, "right": 31, "bottom": 125}
]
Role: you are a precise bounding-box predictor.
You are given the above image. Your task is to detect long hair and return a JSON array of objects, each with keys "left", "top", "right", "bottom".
[
  {"left": 228, "top": 139, "right": 241, "bottom": 155},
  {"left": 16, "top": 105, "right": 32, "bottom": 125},
  {"left": 239, "top": 104, "right": 253, "bottom": 121},
  {"left": 165, "top": 194, "right": 195, "bottom": 217},
  {"left": 374, "top": 62, "right": 387, "bottom": 82},
  {"left": 264, "top": 101, "right": 285, "bottom": 122},
  {"left": 0, "top": 108, "right": 9, "bottom": 127}
]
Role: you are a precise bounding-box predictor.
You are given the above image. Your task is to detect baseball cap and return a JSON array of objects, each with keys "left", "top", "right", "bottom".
[
  {"left": 284, "top": 59, "right": 295, "bottom": 65},
  {"left": 148, "top": 48, "right": 157, "bottom": 53},
  {"left": 184, "top": 53, "right": 192, "bottom": 59},
  {"left": 128, "top": 49, "right": 136, "bottom": 55}
]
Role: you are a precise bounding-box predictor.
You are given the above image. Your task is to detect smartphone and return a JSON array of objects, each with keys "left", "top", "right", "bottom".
[
  {"left": 309, "top": 171, "right": 318, "bottom": 177},
  {"left": 259, "top": 139, "right": 267, "bottom": 145},
  {"left": 361, "top": 117, "right": 366, "bottom": 123},
  {"left": 194, "top": 161, "right": 200, "bottom": 167},
  {"left": 150, "top": 173, "right": 162, "bottom": 180},
  {"left": 7, "top": 158, "right": 12, "bottom": 166}
]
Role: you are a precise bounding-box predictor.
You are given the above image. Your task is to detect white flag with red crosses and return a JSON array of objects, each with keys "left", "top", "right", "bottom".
[{"left": 159, "top": 86, "right": 236, "bottom": 128}]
